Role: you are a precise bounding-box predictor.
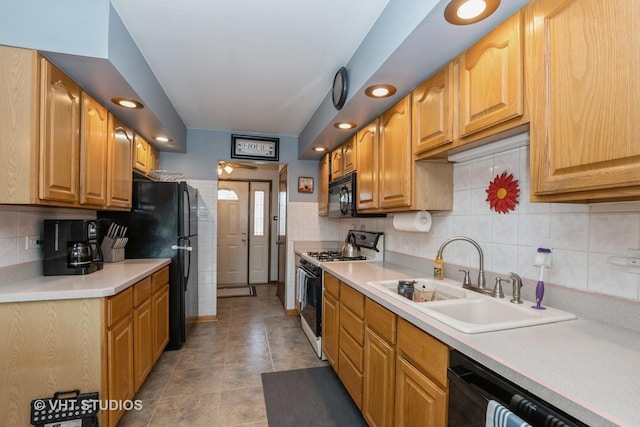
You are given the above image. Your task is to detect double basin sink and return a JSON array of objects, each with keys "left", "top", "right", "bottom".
[{"left": 367, "top": 278, "right": 576, "bottom": 333}]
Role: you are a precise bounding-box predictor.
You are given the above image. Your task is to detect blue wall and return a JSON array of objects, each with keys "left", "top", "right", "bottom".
[{"left": 161, "top": 129, "right": 319, "bottom": 203}]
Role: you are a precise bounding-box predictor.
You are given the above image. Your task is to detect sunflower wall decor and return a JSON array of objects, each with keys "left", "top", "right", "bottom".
[{"left": 486, "top": 172, "right": 520, "bottom": 214}]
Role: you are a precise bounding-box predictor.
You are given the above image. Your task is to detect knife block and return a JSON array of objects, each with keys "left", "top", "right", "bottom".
[{"left": 101, "top": 236, "right": 127, "bottom": 262}]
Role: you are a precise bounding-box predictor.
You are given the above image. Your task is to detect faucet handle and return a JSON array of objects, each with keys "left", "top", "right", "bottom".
[
  {"left": 494, "top": 277, "right": 508, "bottom": 298},
  {"left": 458, "top": 269, "right": 471, "bottom": 286}
]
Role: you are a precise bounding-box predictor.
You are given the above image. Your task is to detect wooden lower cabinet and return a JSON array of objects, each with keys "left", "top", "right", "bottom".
[
  {"left": 322, "top": 272, "right": 340, "bottom": 369},
  {"left": 363, "top": 327, "right": 396, "bottom": 427},
  {"left": 320, "top": 273, "right": 451, "bottom": 427},
  {"left": 133, "top": 277, "right": 153, "bottom": 393},
  {"left": 395, "top": 318, "right": 449, "bottom": 426},
  {"left": 338, "top": 283, "right": 365, "bottom": 409},
  {"left": 395, "top": 357, "right": 447, "bottom": 427},
  {"left": 363, "top": 298, "right": 397, "bottom": 427},
  {"left": 107, "top": 313, "right": 135, "bottom": 427},
  {"left": 152, "top": 267, "right": 170, "bottom": 362}
]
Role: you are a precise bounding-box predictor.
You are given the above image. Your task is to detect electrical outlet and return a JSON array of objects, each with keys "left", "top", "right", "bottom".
[{"left": 25, "top": 235, "right": 41, "bottom": 250}]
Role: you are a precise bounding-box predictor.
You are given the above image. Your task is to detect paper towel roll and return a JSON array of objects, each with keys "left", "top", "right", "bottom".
[{"left": 392, "top": 211, "right": 432, "bottom": 232}]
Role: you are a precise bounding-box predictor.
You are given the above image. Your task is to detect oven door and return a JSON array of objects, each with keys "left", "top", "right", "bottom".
[{"left": 299, "top": 267, "right": 322, "bottom": 337}]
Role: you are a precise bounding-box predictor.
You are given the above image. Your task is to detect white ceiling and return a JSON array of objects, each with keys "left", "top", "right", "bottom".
[{"left": 110, "top": 0, "right": 390, "bottom": 136}]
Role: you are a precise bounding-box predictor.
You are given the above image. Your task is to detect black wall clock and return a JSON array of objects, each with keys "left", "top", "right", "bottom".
[{"left": 332, "top": 67, "right": 348, "bottom": 110}]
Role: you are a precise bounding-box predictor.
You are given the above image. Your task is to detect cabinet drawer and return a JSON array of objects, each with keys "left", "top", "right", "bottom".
[
  {"left": 397, "top": 318, "right": 449, "bottom": 389},
  {"left": 340, "top": 304, "right": 364, "bottom": 345},
  {"left": 107, "top": 287, "right": 133, "bottom": 328},
  {"left": 340, "top": 284, "right": 364, "bottom": 318},
  {"left": 339, "top": 327, "right": 363, "bottom": 371},
  {"left": 365, "top": 298, "right": 397, "bottom": 344},
  {"left": 151, "top": 266, "right": 169, "bottom": 293},
  {"left": 133, "top": 277, "right": 152, "bottom": 307},
  {"left": 324, "top": 272, "right": 340, "bottom": 299},
  {"left": 338, "top": 349, "right": 363, "bottom": 409}
]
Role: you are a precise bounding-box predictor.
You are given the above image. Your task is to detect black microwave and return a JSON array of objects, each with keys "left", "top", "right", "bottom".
[{"left": 328, "top": 172, "right": 385, "bottom": 218}]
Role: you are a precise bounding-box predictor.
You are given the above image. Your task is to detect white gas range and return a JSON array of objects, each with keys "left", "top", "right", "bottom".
[{"left": 296, "top": 230, "right": 384, "bottom": 358}]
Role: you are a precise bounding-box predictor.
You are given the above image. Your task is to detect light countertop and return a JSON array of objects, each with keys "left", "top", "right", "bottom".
[
  {"left": 0, "top": 259, "right": 171, "bottom": 303},
  {"left": 322, "top": 260, "right": 640, "bottom": 427}
]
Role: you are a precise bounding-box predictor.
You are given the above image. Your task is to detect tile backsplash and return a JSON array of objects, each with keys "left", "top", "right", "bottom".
[
  {"left": 0, "top": 205, "right": 95, "bottom": 268},
  {"left": 311, "top": 146, "right": 640, "bottom": 303}
]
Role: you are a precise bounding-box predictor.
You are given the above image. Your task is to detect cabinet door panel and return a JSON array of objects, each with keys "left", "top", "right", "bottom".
[
  {"left": 322, "top": 292, "right": 339, "bottom": 370},
  {"left": 331, "top": 148, "right": 343, "bottom": 180},
  {"left": 355, "top": 121, "right": 379, "bottom": 210},
  {"left": 107, "top": 315, "right": 134, "bottom": 427},
  {"left": 107, "top": 115, "right": 133, "bottom": 208},
  {"left": 413, "top": 64, "right": 453, "bottom": 158},
  {"left": 152, "top": 285, "right": 170, "bottom": 362},
  {"left": 80, "top": 93, "right": 108, "bottom": 206},
  {"left": 379, "top": 96, "right": 412, "bottom": 209},
  {"left": 39, "top": 59, "right": 80, "bottom": 203},
  {"left": 395, "top": 357, "right": 447, "bottom": 427},
  {"left": 458, "top": 11, "right": 523, "bottom": 137},
  {"left": 363, "top": 329, "right": 395, "bottom": 427},
  {"left": 318, "top": 153, "right": 329, "bottom": 216},
  {"left": 342, "top": 136, "right": 357, "bottom": 174},
  {"left": 529, "top": 0, "right": 640, "bottom": 199},
  {"left": 133, "top": 298, "right": 153, "bottom": 392},
  {"left": 133, "top": 134, "right": 150, "bottom": 173}
]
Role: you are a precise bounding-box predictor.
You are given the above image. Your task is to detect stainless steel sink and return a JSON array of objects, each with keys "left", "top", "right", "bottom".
[{"left": 367, "top": 278, "right": 576, "bottom": 333}]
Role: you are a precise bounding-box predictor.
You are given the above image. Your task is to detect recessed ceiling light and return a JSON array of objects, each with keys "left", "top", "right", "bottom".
[
  {"left": 444, "top": 0, "right": 500, "bottom": 25},
  {"left": 111, "top": 97, "right": 144, "bottom": 109},
  {"left": 365, "top": 84, "right": 397, "bottom": 98},
  {"left": 154, "top": 136, "right": 171, "bottom": 143},
  {"left": 313, "top": 147, "right": 327, "bottom": 152},
  {"left": 333, "top": 122, "right": 357, "bottom": 130}
]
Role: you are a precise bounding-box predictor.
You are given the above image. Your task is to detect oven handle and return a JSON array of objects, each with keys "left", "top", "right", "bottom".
[{"left": 297, "top": 266, "right": 319, "bottom": 279}]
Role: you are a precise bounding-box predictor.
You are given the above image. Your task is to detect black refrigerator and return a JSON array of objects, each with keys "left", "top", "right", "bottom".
[{"left": 99, "top": 180, "right": 198, "bottom": 350}]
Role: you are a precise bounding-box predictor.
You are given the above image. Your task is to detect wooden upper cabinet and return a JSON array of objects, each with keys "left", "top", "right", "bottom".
[
  {"left": 149, "top": 144, "right": 160, "bottom": 172},
  {"left": 342, "top": 136, "right": 357, "bottom": 174},
  {"left": 107, "top": 114, "right": 133, "bottom": 209},
  {"left": 318, "top": 153, "right": 330, "bottom": 216},
  {"left": 412, "top": 64, "right": 453, "bottom": 159},
  {"left": 331, "top": 146, "right": 344, "bottom": 180},
  {"left": 133, "top": 134, "right": 150, "bottom": 174},
  {"left": 355, "top": 120, "right": 379, "bottom": 211},
  {"left": 39, "top": 58, "right": 81, "bottom": 203},
  {"left": 79, "top": 92, "right": 108, "bottom": 207},
  {"left": 379, "top": 94, "right": 412, "bottom": 210},
  {"left": 455, "top": 10, "right": 524, "bottom": 141},
  {"left": 527, "top": 0, "right": 640, "bottom": 202}
]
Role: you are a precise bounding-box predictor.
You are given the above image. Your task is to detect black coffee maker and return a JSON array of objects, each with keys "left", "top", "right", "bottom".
[{"left": 43, "top": 219, "right": 104, "bottom": 275}]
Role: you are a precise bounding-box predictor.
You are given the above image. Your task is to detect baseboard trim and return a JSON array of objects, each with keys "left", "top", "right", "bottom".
[
  {"left": 196, "top": 315, "right": 218, "bottom": 322},
  {"left": 284, "top": 309, "right": 298, "bottom": 316}
]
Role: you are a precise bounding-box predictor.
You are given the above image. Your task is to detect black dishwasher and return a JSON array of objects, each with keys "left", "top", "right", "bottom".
[{"left": 447, "top": 350, "right": 588, "bottom": 427}]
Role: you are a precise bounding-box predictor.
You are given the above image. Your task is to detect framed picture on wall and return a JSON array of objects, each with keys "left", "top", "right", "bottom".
[
  {"left": 298, "top": 177, "right": 314, "bottom": 193},
  {"left": 231, "top": 134, "right": 279, "bottom": 161}
]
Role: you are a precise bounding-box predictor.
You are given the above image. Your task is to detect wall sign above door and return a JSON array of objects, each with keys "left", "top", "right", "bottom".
[{"left": 231, "top": 135, "right": 279, "bottom": 161}]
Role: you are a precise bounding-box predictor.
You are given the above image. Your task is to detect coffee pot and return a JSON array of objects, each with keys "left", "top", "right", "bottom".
[{"left": 67, "top": 241, "right": 93, "bottom": 267}]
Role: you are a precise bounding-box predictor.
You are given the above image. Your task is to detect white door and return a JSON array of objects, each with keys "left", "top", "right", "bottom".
[
  {"left": 217, "top": 181, "right": 249, "bottom": 284},
  {"left": 217, "top": 180, "right": 272, "bottom": 285}
]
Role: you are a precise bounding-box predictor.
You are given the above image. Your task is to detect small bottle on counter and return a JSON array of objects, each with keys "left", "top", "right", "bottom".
[{"left": 433, "top": 255, "right": 444, "bottom": 280}]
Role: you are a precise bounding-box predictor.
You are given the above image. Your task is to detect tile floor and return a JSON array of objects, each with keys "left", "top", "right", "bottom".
[{"left": 119, "top": 283, "right": 327, "bottom": 426}]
